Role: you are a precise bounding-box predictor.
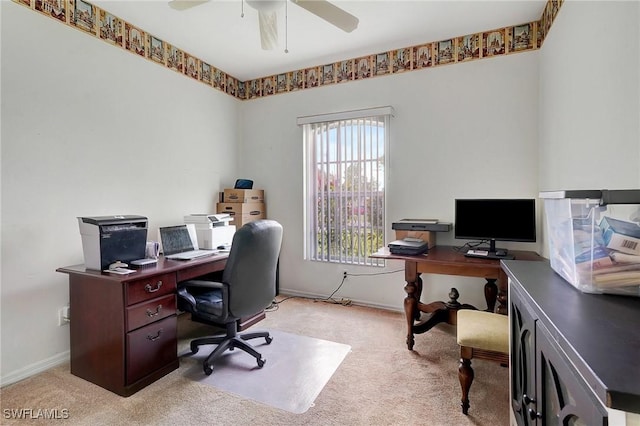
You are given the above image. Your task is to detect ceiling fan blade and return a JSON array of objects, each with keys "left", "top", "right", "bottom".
[
  {"left": 257, "top": 11, "right": 278, "bottom": 50},
  {"left": 168, "top": 0, "right": 209, "bottom": 11},
  {"left": 292, "top": 0, "right": 358, "bottom": 33}
]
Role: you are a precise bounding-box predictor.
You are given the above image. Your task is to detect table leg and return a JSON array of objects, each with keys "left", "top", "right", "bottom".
[
  {"left": 403, "top": 261, "right": 421, "bottom": 350},
  {"left": 404, "top": 280, "right": 418, "bottom": 350},
  {"left": 496, "top": 269, "right": 509, "bottom": 315},
  {"left": 484, "top": 279, "right": 498, "bottom": 312},
  {"left": 402, "top": 261, "right": 481, "bottom": 350}
]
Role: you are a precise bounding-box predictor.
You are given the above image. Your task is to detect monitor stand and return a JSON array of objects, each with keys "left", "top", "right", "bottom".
[
  {"left": 465, "top": 240, "right": 512, "bottom": 259},
  {"left": 487, "top": 239, "right": 508, "bottom": 257}
]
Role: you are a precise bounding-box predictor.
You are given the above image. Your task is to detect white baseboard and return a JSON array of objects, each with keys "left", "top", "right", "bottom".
[
  {"left": 0, "top": 351, "right": 69, "bottom": 388},
  {"left": 278, "top": 287, "right": 403, "bottom": 313}
]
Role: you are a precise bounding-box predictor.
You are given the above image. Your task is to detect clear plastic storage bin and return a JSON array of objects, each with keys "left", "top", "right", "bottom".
[{"left": 540, "top": 189, "right": 640, "bottom": 296}]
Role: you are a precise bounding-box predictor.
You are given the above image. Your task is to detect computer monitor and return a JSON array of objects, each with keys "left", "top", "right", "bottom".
[{"left": 454, "top": 198, "right": 536, "bottom": 253}]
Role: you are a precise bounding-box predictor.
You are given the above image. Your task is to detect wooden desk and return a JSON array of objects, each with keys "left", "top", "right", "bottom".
[
  {"left": 371, "top": 246, "right": 542, "bottom": 350},
  {"left": 57, "top": 254, "right": 231, "bottom": 396}
]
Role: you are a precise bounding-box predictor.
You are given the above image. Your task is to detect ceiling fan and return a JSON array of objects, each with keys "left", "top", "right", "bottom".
[{"left": 168, "top": 0, "right": 359, "bottom": 51}]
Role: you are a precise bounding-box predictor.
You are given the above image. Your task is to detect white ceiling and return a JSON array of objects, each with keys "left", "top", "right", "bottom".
[{"left": 92, "top": 0, "right": 547, "bottom": 82}]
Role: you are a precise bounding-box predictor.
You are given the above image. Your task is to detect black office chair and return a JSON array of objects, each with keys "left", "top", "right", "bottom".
[{"left": 177, "top": 219, "right": 283, "bottom": 375}]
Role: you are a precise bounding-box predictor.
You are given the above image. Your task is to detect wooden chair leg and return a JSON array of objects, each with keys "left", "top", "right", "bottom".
[{"left": 458, "top": 347, "right": 474, "bottom": 415}]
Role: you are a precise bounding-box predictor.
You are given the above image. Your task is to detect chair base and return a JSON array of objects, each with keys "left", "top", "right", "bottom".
[{"left": 190, "top": 322, "right": 273, "bottom": 375}]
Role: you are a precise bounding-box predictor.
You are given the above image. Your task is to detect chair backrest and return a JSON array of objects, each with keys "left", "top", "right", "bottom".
[{"left": 222, "top": 219, "right": 283, "bottom": 318}]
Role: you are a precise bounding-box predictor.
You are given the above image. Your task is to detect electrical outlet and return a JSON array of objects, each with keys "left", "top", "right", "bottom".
[
  {"left": 58, "top": 305, "right": 70, "bottom": 326},
  {"left": 343, "top": 271, "right": 348, "bottom": 279}
]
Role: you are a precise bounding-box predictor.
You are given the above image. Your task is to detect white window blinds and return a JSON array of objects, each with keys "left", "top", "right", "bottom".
[{"left": 300, "top": 106, "right": 393, "bottom": 265}]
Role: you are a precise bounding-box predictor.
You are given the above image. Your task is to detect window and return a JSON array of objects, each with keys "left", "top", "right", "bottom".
[{"left": 298, "top": 106, "right": 393, "bottom": 266}]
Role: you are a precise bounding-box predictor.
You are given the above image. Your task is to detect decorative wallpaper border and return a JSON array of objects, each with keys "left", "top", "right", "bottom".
[{"left": 13, "top": 0, "right": 564, "bottom": 101}]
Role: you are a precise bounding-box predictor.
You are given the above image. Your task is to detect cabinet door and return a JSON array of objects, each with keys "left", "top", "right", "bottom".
[
  {"left": 510, "top": 286, "right": 537, "bottom": 426},
  {"left": 536, "top": 322, "right": 608, "bottom": 426}
]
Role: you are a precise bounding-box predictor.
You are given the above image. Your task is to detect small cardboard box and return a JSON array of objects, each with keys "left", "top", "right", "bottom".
[
  {"left": 223, "top": 189, "right": 264, "bottom": 203},
  {"left": 233, "top": 213, "right": 266, "bottom": 228},
  {"left": 393, "top": 230, "right": 437, "bottom": 248},
  {"left": 216, "top": 202, "right": 266, "bottom": 228},
  {"left": 540, "top": 189, "right": 640, "bottom": 297}
]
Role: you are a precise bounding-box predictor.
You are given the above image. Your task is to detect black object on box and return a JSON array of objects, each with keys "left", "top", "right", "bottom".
[
  {"left": 388, "top": 239, "right": 429, "bottom": 255},
  {"left": 234, "top": 179, "right": 254, "bottom": 189}
]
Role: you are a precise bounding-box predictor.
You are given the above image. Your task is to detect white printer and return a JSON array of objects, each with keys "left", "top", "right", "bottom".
[
  {"left": 184, "top": 214, "right": 236, "bottom": 250},
  {"left": 78, "top": 215, "right": 148, "bottom": 270}
]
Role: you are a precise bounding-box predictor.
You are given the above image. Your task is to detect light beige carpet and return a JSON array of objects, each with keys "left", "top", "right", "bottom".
[{"left": 1, "top": 297, "right": 510, "bottom": 425}]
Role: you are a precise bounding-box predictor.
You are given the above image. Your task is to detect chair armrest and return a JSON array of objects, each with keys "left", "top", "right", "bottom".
[
  {"left": 180, "top": 279, "right": 225, "bottom": 290},
  {"left": 176, "top": 287, "right": 197, "bottom": 308}
]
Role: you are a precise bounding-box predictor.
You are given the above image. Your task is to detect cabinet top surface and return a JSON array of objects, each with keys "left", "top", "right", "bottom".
[{"left": 503, "top": 260, "right": 640, "bottom": 413}]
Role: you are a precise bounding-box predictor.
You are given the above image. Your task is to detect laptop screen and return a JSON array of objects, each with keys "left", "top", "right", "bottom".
[{"left": 160, "top": 225, "right": 195, "bottom": 255}]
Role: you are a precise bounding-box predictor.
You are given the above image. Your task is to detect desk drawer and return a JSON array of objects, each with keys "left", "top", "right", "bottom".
[
  {"left": 126, "top": 294, "right": 176, "bottom": 332},
  {"left": 126, "top": 273, "right": 176, "bottom": 306},
  {"left": 126, "top": 316, "right": 177, "bottom": 384},
  {"left": 176, "top": 258, "right": 226, "bottom": 282}
]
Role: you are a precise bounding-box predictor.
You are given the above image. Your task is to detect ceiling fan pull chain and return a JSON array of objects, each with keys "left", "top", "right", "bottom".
[
  {"left": 284, "top": 0, "right": 289, "bottom": 53},
  {"left": 241, "top": 0, "right": 244, "bottom": 18}
]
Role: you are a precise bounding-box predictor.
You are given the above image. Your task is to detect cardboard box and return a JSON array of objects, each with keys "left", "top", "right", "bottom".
[
  {"left": 600, "top": 216, "right": 640, "bottom": 255},
  {"left": 233, "top": 213, "right": 266, "bottom": 228},
  {"left": 223, "top": 189, "right": 264, "bottom": 203},
  {"left": 540, "top": 190, "right": 640, "bottom": 296},
  {"left": 393, "top": 230, "right": 437, "bottom": 248},
  {"left": 216, "top": 202, "right": 266, "bottom": 228}
]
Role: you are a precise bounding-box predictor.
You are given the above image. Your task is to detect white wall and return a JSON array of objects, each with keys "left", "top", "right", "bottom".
[
  {"left": 240, "top": 52, "right": 540, "bottom": 311},
  {"left": 537, "top": 0, "right": 640, "bottom": 256},
  {"left": 0, "top": 2, "right": 240, "bottom": 383}
]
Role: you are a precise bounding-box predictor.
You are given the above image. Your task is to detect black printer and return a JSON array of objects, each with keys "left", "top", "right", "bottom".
[{"left": 78, "top": 215, "right": 148, "bottom": 270}]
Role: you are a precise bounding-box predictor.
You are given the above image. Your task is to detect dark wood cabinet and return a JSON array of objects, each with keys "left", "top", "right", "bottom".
[
  {"left": 504, "top": 260, "right": 640, "bottom": 425},
  {"left": 534, "top": 320, "right": 607, "bottom": 425},
  {"left": 57, "top": 255, "right": 228, "bottom": 396},
  {"left": 510, "top": 288, "right": 537, "bottom": 426}
]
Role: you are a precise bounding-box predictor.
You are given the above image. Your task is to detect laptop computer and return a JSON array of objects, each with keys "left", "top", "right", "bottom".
[{"left": 159, "top": 225, "right": 216, "bottom": 260}]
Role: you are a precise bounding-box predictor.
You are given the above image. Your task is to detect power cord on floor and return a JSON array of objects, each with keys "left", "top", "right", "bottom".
[{"left": 267, "top": 268, "right": 404, "bottom": 309}]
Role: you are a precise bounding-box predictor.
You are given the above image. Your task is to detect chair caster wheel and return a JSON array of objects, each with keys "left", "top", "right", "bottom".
[
  {"left": 190, "top": 343, "right": 199, "bottom": 354},
  {"left": 265, "top": 336, "right": 273, "bottom": 344},
  {"left": 203, "top": 364, "right": 213, "bottom": 375},
  {"left": 257, "top": 358, "right": 266, "bottom": 368}
]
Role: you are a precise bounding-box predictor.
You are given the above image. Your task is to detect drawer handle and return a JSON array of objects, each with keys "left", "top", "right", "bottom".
[
  {"left": 147, "top": 329, "right": 163, "bottom": 341},
  {"left": 146, "top": 305, "right": 163, "bottom": 317},
  {"left": 144, "top": 281, "right": 163, "bottom": 293}
]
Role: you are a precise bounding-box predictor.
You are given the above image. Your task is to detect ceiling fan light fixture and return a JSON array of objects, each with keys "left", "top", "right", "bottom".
[
  {"left": 257, "top": 11, "right": 278, "bottom": 50},
  {"left": 168, "top": 0, "right": 209, "bottom": 11},
  {"left": 245, "top": 0, "right": 285, "bottom": 13}
]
